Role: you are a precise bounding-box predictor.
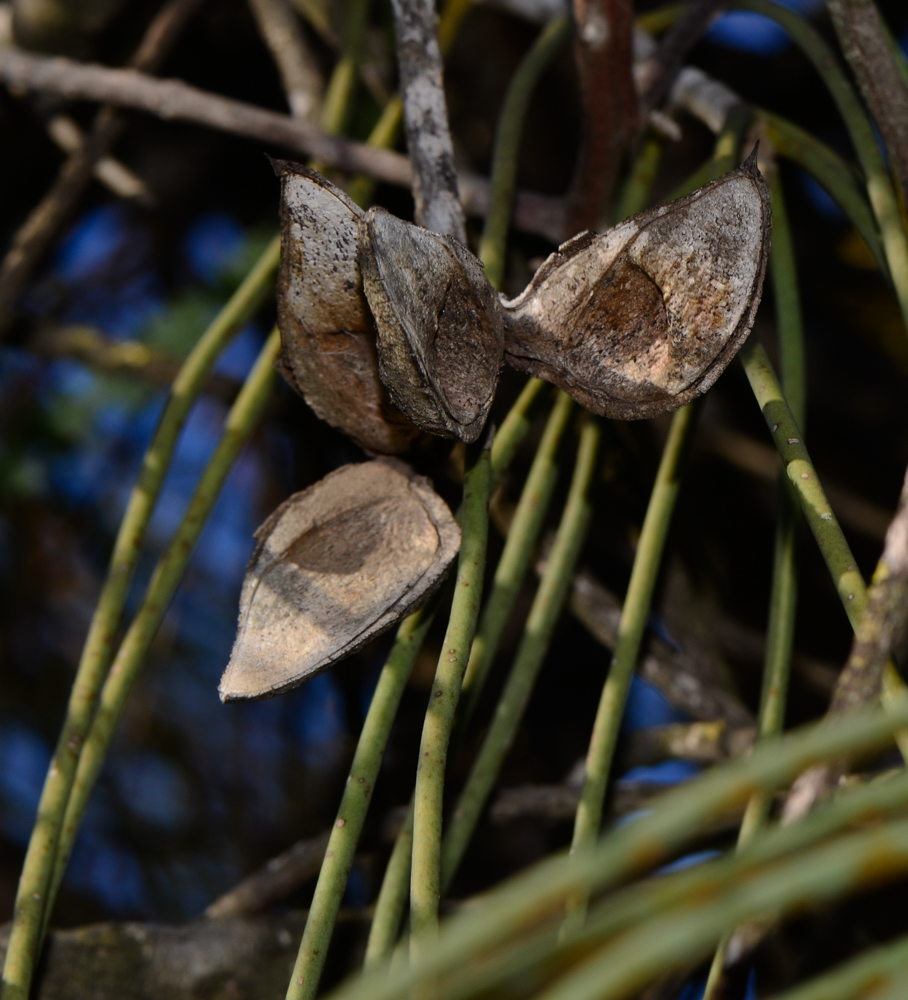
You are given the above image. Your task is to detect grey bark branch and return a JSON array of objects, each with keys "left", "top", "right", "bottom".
[
  {"left": 390, "top": 0, "right": 466, "bottom": 240},
  {"left": 0, "top": 45, "right": 565, "bottom": 241},
  {"left": 247, "top": 0, "right": 324, "bottom": 121},
  {"left": 826, "top": 0, "right": 908, "bottom": 205}
]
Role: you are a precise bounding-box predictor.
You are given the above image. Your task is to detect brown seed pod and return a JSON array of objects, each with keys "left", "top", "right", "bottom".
[
  {"left": 502, "top": 151, "right": 772, "bottom": 420},
  {"left": 358, "top": 207, "right": 505, "bottom": 443},
  {"left": 274, "top": 160, "right": 425, "bottom": 454},
  {"left": 219, "top": 460, "right": 460, "bottom": 701}
]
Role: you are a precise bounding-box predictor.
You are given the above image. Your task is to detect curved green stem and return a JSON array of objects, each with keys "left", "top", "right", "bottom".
[
  {"left": 45, "top": 330, "right": 282, "bottom": 915},
  {"left": 441, "top": 417, "right": 600, "bottom": 891},
  {"left": 459, "top": 391, "right": 574, "bottom": 731},
  {"left": 478, "top": 14, "right": 573, "bottom": 289},
  {"left": 287, "top": 607, "right": 435, "bottom": 1000},
  {"left": 566, "top": 402, "right": 699, "bottom": 862},
  {"left": 410, "top": 441, "right": 492, "bottom": 956},
  {"left": 703, "top": 167, "right": 806, "bottom": 1000},
  {"left": 761, "top": 111, "right": 887, "bottom": 274},
  {"left": 319, "top": 0, "right": 369, "bottom": 137},
  {"left": 0, "top": 238, "right": 279, "bottom": 1000},
  {"left": 733, "top": 0, "right": 908, "bottom": 333},
  {"left": 738, "top": 340, "right": 908, "bottom": 718}
]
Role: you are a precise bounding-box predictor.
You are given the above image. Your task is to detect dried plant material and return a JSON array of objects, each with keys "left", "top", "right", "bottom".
[
  {"left": 503, "top": 151, "right": 772, "bottom": 420},
  {"left": 359, "top": 207, "right": 505, "bottom": 442},
  {"left": 220, "top": 460, "right": 460, "bottom": 700},
  {"left": 274, "top": 161, "right": 425, "bottom": 454}
]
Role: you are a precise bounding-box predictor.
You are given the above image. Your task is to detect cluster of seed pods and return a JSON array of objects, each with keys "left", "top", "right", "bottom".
[{"left": 219, "top": 155, "right": 771, "bottom": 700}]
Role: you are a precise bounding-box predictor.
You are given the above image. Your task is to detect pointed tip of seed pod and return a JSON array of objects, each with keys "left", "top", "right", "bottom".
[{"left": 741, "top": 142, "right": 761, "bottom": 176}]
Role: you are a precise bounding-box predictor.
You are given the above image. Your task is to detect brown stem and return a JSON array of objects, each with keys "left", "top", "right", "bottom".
[
  {"left": 826, "top": 0, "right": 908, "bottom": 205},
  {"left": 390, "top": 0, "right": 466, "bottom": 239},
  {"left": 247, "top": 0, "right": 324, "bottom": 121},
  {"left": 0, "top": 0, "right": 205, "bottom": 332},
  {"left": 564, "top": 0, "right": 637, "bottom": 233}
]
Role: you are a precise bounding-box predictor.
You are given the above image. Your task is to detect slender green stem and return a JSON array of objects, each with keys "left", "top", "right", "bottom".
[
  {"left": 442, "top": 418, "right": 600, "bottom": 891},
  {"left": 769, "top": 932, "right": 908, "bottom": 1000},
  {"left": 410, "top": 442, "right": 492, "bottom": 956},
  {"left": 560, "top": 107, "right": 745, "bottom": 911},
  {"left": 0, "top": 237, "right": 280, "bottom": 1000},
  {"left": 615, "top": 133, "right": 663, "bottom": 222},
  {"left": 286, "top": 607, "right": 435, "bottom": 1000},
  {"left": 738, "top": 340, "right": 908, "bottom": 709},
  {"left": 761, "top": 111, "right": 887, "bottom": 274},
  {"left": 45, "top": 330, "right": 282, "bottom": 914},
  {"left": 478, "top": 15, "right": 572, "bottom": 289},
  {"left": 363, "top": 384, "right": 555, "bottom": 968},
  {"left": 567, "top": 402, "right": 699, "bottom": 861},
  {"left": 459, "top": 391, "right": 574, "bottom": 730},
  {"left": 364, "top": 379, "right": 548, "bottom": 969},
  {"left": 703, "top": 169, "right": 806, "bottom": 1000},
  {"left": 320, "top": 701, "right": 908, "bottom": 1000},
  {"left": 733, "top": 0, "right": 908, "bottom": 334}
]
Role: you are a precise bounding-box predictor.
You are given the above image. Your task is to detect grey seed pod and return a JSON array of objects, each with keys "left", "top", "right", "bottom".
[
  {"left": 274, "top": 161, "right": 426, "bottom": 454},
  {"left": 358, "top": 207, "right": 505, "bottom": 444},
  {"left": 219, "top": 460, "right": 460, "bottom": 701},
  {"left": 502, "top": 149, "right": 772, "bottom": 420}
]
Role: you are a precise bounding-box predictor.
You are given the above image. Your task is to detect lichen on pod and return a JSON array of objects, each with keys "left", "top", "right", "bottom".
[
  {"left": 502, "top": 149, "right": 772, "bottom": 420},
  {"left": 358, "top": 207, "right": 505, "bottom": 443},
  {"left": 273, "top": 160, "right": 425, "bottom": 454},
  {"left": 219, "top": 459, "right": 460, "bottom": 700}
]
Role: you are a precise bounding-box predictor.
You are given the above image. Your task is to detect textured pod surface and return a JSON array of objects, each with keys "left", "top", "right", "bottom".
[
  {"left": 274, "top": 161, "right": 424, "bottom": 454},
  {"left": 359, "top": 207, "right": 505, "bottom": 443},
  {"left": 220, "top": 460, "right": 460, "bottom": 700},
  {"left": 503, "top": 154, "right": 772, "bottom": 420}
]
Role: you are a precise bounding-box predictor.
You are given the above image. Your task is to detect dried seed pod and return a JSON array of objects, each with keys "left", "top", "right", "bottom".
[
  {"left": 274, "top": 160, "right": 425, "bottom": 454},
  {"left": 220, "top": 460, "right": 460, "bottom": 701},
  {"left": 358, "top": 207, "right": 505, "bottom": 443},
  {"left": 503, "top": 151, "right": 772, "bottom": 420}
]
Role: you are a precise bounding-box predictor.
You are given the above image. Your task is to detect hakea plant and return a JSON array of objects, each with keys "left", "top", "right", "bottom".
[{"left": 3, "top": 0, "right": 908, "bottom": 999}]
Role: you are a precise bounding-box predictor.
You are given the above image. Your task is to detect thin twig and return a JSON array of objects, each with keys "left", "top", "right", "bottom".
[
  {"left": 390, "top": 0, "right": 465, "bottom": 239},
  {"left": 639, "top": 0, "right": 728, "bottom": 118},
  {"left": 0, "top": 46, "right": 565, "bottom": 241},
  {"left": 248, "top": 0, "right": 324, "bottom": 121},
  {"left": 206, "top": 830, "right": 332, "bottom": 918},
  {"left": 0, "top": 237, "right": 280, "bottom": 1000},
  {"left": 0, "top": 0, "right": 205, "bottom": 331},
  {"left": 564, "top": 0, "right": 637, "bottom": 233}
]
